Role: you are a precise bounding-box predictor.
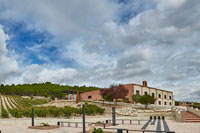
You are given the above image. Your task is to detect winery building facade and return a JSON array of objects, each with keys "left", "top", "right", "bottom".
[{"left": 79, "top": 81, "right": 174, "bottom": 107}]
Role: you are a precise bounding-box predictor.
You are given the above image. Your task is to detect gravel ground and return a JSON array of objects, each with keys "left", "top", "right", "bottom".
[{"left": 0, "top": 117, "right": 199, "bottom": 133}]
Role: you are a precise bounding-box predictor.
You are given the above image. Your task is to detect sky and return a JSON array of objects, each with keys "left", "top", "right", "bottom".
[{"left": 0, "top": 0, "right": 200, "bottom": 102}]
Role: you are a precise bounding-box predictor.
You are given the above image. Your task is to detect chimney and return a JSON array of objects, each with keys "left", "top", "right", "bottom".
[{"left": 143, "top": 81, "right": 147, "bottom": 87}]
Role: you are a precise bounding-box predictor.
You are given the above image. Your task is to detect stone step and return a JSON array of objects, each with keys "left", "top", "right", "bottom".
[
  {"left": 185, "top": 120, "right": 200, "bottom": 123},
  {"left": 186, "top": 118, "right": 200, "bottom": 120}
]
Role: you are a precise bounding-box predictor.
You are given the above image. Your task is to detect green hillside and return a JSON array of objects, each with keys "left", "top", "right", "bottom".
[{"left": 0, "top": 82, "right": 100, "bottom": 99}]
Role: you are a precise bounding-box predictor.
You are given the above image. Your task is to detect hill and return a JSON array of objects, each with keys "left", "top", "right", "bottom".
[{"left": 0, "top": 82, "right": 100, "bottom": 99}]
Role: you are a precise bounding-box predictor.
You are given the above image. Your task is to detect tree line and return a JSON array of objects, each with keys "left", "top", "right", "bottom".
[{"left": 0, "top": 82, "right": 100, "bottom": 99}]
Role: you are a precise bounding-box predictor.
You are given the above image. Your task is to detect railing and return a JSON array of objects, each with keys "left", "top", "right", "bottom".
[
  {"left": 105, "top": 119, "right": 147, "bottom": 125},
  {"left": 116, "top": 129, "right": 175, "bottom": 133},
  {"left": 57, "top": 121, "right": 91, "bottom": 128}
]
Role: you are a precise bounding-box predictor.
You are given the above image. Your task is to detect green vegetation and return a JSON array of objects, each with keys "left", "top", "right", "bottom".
[
  {"left": 40, "top": 123, "right": 49, "bottom": 127},
  {"left": 175, "top": 101, "right": 180, "bottom": 106},
  {"left": 0, "top": 95, "right": 105, "bottom": 118},
  {"left": 0, "top": 82, "right": 100, "bottom": 99},
  {"left": 19, "top": 104, "right": 104, "bottom": 118},
  {"left": 132, "top": 94, "right": 140, "bottom": 104},
  {"left": 93, "top": 128, "right": 104, "bottom": 133},
  {"left": 189, "top": 102, "right": 200, "bottom": 109},
  {"left": 103, "top": 94, "right": 113, "bottom": 102},
  {"left": 138, "top": 95, "right": 156, "bottom": 108},
  {"left": 96, "top": 121, "right": 104, "bottom": 124},
  {"left": 4, "top": 97, "right": 22, "bottom": 118},
  {"left": 1, "top": 98, "right": 9, "bottom": 118},
  {"left": 131, "top": 94, "right": 156, "bottom": 108},
  {"left": 50, "top": 95, "right": 55, "bottom": 100}
]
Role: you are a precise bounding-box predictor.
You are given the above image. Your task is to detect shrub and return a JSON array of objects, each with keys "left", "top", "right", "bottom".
[
  {"left": 1, "top": 102, "right": 9, "bottom": 118},
  {"left": 48, "top": 107, "right": 62, "bottom": 117},
  {"left": 21, "top": 108, "right": 32, "bottom": 117},
  {"left": 85, "top": 104, "right": 105, "bottom": 115},
  {"left": 35, "top": 108, "right": 48, "bottom": 117},
  {"left": 93, "top": 128, "right": 103, "bottom": 133},
  {"left": 96, "top": 121, "right": 104, "bottom": 124},
  {"left": 40, "top": 123, "right": 49, "bottom": 127},
  {"left": 50, "top": 95, "right": 55, "bottom": 101}
]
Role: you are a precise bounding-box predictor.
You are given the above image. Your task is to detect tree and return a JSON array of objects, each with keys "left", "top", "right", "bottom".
[
  {"left": 138, "top": 95, "right": 156, "bottom": 108},
  {"left": 132, "top": 94, "right": 140, "bottom": 104},
  {"left": 100, "top": 84, "right": 128, "bottom": 104}
]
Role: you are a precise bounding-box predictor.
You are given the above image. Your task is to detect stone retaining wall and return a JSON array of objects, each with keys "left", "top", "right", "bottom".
[{"left": 188, "top": 107, "right": 200, "bottom": 117}]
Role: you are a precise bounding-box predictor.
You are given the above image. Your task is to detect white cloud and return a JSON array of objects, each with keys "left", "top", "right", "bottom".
[
  {"left": 0, "top": 25, "right": 22, "bottom": 83},
  {"left": 23, "top": 64, "right": 77, "bottom": 85},
  {"left": 0, "top": 0, "right": 200, "bottom": 102}
]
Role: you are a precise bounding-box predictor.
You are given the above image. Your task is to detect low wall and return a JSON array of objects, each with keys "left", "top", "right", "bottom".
[
  {"left": 188, "top": 107, "right": 200, "bottom": 117},
  {"left": 174, "top": 110, "right": 182, "bottom": 122},
  {"left": 94, "top": 101, "right": 173, "bottom": 110}
]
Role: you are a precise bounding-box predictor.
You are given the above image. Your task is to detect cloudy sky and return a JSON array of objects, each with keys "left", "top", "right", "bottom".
[{"left": 0, "top": 0, "right": 200, "bottom": 102}]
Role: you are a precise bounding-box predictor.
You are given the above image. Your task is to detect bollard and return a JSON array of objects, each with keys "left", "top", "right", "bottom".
[
  {"left": 103, "top": 123, "right": 105, "bottom": 129},
  {"left": 162, "top": 116, "right": 165, "bottom": 120},
  {"left": 138, "top": 120, "right": 140, "bottom": 125},
  {"left": 117, "top": 129, "right": 123, "bottom": 133},
  {"left": 68, "top": 122, "right": 70, "bottom": 127},
  {"left": 122, "top": 120, "right": 124, "bottom": 124},
  {"left": 154, "top": 116, "right": 156, "bottom": 120},
  {"left": 106, "top": 120, "right": 108, "bottom": 123},
  {"left": 75, "top": 123, "right": 78, "bottom": 128},
  {"left": 57, "top": 122, "right": 60, "bottom": 126},
  {"left": 32, "top": 108, "right": 34, "bottom": 126},
  {"left": 82, "top": 104, "right": 86, "bottom": 133},
  {"left": 150, "top": 116, "right": 152, "bottom": 120},
  {"left": 130, "top": 120, "right": 132, "bottom": 124},
  {"left": 158, "top": 116, "right": 160, "bottom": 120}
]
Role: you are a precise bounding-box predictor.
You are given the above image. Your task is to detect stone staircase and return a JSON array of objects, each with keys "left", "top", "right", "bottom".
[{"left": 182, "top": 111, "right": 200, "bottom": 122}]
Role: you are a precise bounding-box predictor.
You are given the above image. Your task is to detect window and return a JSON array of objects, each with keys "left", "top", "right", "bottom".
[
  {"left": 88, "top": 95, "right": 92, "bottom": 99},
  {"left": 144, "top": 92, "right": 147, "bottom": 95},
  {"left": 158, "top": 94, "right": 161, "bottom": 98},
  {"left": 169, "top": 96, "right": 172, "bottom": 100},
  {"left": 136, "top": 90, "right": 140, "bottom": 95},
  {"left": 159, "top": 101, "right": 161, "bottom": 105},
  {"left": 170, "top": 102, "right": 172, "bottom": 106},
  {"left": 152, "top": 93, "right": 155, "bottom": 98},
  {"left": 164, "top": 102, "right": 167, "bottom": 105},
  {"left": 164, "top": 95, "right": 166, "bottom": 99}
]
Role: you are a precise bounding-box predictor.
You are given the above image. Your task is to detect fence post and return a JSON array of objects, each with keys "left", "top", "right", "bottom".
[
  {"left": 112, "top": 107, "right": 116, "bottom": 126},
  {"left": 32, "top": 108, "right": 34, "bottom": 126},
  {"left": 82, "top": 104, "right": 86, "bottom": 133},
  {"left": 103, "top": 123, "right": 105, "bottom": 129}
]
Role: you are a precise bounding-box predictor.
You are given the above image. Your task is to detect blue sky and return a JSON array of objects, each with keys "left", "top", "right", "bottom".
[{"left": 0, "top": 0, "right": 200, "bottom": 102}]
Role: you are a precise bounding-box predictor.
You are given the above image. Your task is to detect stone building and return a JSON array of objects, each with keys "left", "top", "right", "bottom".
[{"left": 79, "top": 81, "right": 174, "bottom": 107}]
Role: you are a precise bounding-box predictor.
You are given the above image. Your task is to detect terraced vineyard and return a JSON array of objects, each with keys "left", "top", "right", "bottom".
[
  {"left": 0, "top": 95, "right": 105, "bottom": 118},
  {"left": 0, "top": 95, "right": 48, "bottom": 118}
]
